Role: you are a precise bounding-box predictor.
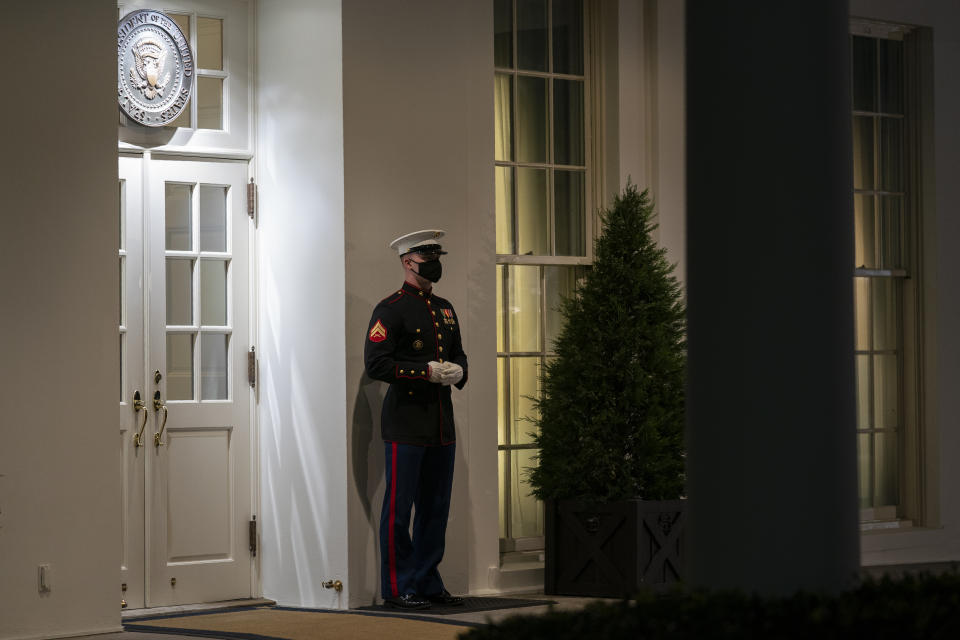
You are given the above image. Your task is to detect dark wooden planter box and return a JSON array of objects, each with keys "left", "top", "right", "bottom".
[{"left": 544, "top": 498, "right": 685, "bottom": 597}]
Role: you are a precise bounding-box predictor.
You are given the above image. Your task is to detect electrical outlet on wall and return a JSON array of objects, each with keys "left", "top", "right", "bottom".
[{"left": 38, "top": 564, "right": 52, "bottom": 593}]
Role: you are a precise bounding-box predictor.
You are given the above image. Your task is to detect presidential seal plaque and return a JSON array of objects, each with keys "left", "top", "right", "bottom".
[{"left": 118, "top": 10, "right": 194, "bottom": 127}]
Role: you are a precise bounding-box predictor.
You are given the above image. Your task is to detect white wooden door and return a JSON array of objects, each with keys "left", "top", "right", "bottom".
[
  {"left": 147, "top": 158, "right": 251, "bottom": 606},
  {"left": 120, "top": 156, "right": 252, "bottom": 608}
]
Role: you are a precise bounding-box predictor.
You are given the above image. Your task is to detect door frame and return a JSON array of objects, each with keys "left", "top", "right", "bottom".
[{"left": 119, "top": 153, "right": 146, "bottom": 610}]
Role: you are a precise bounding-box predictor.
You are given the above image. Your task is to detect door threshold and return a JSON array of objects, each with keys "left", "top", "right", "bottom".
[{"left": 123, "top": 597, "right": 276, "bottom": 620}]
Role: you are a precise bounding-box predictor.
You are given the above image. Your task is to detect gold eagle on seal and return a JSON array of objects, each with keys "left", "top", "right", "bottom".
[{"left": 129, "top": 36, "right": 170, "bottom": 100}]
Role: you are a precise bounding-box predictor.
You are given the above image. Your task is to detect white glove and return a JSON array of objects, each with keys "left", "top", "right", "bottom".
[
  {"left": 428, "top": 361, "right": 444, "bottom": 383},
  {"left": 439, "top": 362, "right": 464, "bottom": 386}
]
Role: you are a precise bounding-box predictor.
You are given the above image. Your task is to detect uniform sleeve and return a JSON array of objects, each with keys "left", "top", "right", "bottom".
[
  {"left": 449, "top": 307, "right": 468, "bottom": 390},
  {"left": 364, "top": 304, "right": 435, "bottom": 386}
]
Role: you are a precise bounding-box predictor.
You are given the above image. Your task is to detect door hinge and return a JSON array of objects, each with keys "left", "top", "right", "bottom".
[
  {"left": 248, "top": 346, "right": 257, "bottom": 388},
  {"left": 247, "top": 178, "right": 257, "bottom": 220},
  {"left": 249, "top": 516, "right": 257, "bottom": 556}
]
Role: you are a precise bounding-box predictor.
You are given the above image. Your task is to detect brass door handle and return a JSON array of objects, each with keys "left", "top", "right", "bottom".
[
  {"left": 133, "top": 391, "right": 148, "bottom": 448},
  {"left": 153, "top": 390, "right": 168, "bottom": 447}
]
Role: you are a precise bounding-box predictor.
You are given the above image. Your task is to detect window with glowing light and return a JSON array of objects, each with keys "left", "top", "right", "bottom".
[
  {"left": 851, "top": 23, "right": 925, "bottom": 527},
  {"left": 494, "top": 0, "right": 591, "bottom": 554}
]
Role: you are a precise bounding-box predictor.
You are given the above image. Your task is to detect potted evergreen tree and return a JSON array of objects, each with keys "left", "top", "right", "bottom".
[{"left": 529, "top": 184, "right": 686, "bottom": 597}]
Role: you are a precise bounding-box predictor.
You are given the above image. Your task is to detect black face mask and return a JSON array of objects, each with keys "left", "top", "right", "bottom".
[{"left": 413, "top": 259, "right": 443, "bottom": 283}]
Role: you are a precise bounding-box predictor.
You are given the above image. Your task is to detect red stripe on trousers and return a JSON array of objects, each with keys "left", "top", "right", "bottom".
[{"left": 389, "top": 442, "right": 399, "bottom": 597}]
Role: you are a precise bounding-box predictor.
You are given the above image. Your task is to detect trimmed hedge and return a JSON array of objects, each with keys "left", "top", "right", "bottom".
[
  {"left": 529, "top": 184, "right": 686, "bottom": 503},
  {"left": 460, "top": 573, "right": 960, "bottom": 640}
]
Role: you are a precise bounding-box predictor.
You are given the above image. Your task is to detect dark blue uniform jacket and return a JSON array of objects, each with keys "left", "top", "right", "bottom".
[{"left": 364, "top": 281, "right": 468, "bottom": 445}]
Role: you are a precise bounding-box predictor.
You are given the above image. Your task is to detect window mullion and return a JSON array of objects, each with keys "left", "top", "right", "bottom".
[
  {"left": 512, "top": 74, "right": 520, "bottom": 253},
  {"left": 873, "top": 117, "right": 881, "bottom": 266},
  {"left": 547, "top": 0, "right": 553, "bottom": 75},
  {"left": 582, "top": 0, "right": 594, "bottom": 260},
  {"left": 896, "top": 277, "right": 906, "bottom": 509},
  {"left": 539, "top": 263, "right": 547, "bottom": 359},
  {"left": 547, "top": 0, "right": 556, "bottom": 257},
  {"left": 503, "top": 263, "right": 514, "bottom": 538},
  {"left": 501, "top": 268, "right": 512, "bottom": 450},
  {"left": 512, "top": 0, "right": 518, "bottom": 70},
  {"left": 867, "top": 284, "right": 876, "bottom": 508}
]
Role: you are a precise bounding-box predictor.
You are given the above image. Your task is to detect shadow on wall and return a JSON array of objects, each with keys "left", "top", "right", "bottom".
[{"left": 351, "top": 371, "right": 386, "bottom": 605}]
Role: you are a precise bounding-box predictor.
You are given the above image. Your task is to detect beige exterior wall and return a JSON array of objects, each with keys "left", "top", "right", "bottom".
[
  {"left": 0, "top": 2, "right": 119, "bottom": 637},
  {"left": 341, "top": 0, "right": 500, "bottom": 606},
  {"left": 602, "top": 0, "right": 686, "bottom": 282}
]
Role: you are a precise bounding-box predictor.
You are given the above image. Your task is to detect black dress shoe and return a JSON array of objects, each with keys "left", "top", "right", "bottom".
[
  {"left": 426, "top": 590, "right": 464, "bottom": 606},
  {"left": 383, "top": 593, "right": 431, "bottom": 610}
]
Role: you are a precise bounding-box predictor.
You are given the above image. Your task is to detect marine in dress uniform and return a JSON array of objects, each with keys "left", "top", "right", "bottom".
[{"left": 364, "top": 229, "right": 468, "bottom": 610}]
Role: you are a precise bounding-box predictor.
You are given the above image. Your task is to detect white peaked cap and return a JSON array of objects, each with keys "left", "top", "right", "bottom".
[{"left": 389, "top": 229, "right": 447, "bottom": 256}]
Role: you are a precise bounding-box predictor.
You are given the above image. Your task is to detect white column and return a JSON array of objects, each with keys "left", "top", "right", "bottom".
[
  {"left": 685, "top": 0, "right": 860, "bottom": 594},
  {"left": 256, "top": 0, "right": 349, "bottom": 609}
]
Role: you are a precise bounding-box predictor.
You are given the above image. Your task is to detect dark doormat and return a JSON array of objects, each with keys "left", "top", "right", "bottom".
[
  {"left": 356, "top": 596, "right": 556, "bottom": 616},
  {"left": 123, "top": 606, "right": 476, "bottom": 640}
]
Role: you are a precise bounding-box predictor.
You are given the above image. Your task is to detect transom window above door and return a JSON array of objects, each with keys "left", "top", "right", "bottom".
[
  {"left": 166, "top": 13, "right": 227, "bottom": 131},
  {"left": 118, "top": 0, "right": 251, "bottom": 153}
]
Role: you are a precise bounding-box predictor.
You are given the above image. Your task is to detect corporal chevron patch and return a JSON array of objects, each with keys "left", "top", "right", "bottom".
[{"left": 369, "top": 319, "right": 388, "bottom": 342}]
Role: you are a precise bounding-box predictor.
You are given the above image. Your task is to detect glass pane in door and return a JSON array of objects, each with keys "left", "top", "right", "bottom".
[
  {"left": 166, "top": 259, "right": 194, "bottom": 325},
  {"left": 201, "top": 333, "right": 229, "bottom": 400},
  {"left": 200, "top": 260, "right": 228, "bottom": 326},
  {"left": 166, "top": 184, "right": 193, "bottom": 250},
  {"left": 167, "top": 333, "right": 195, "bottom": 400},
  {"left": 199, "top": 186, "right": 228, "bottom": 252}
]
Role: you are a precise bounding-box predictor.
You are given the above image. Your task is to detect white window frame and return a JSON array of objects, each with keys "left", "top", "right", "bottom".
[
  {"left": 850, "top": 19, "right": 927, "bottom": 530},
  {"left": 495, "top": 0, "right": 596, "bottom": 555}
]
